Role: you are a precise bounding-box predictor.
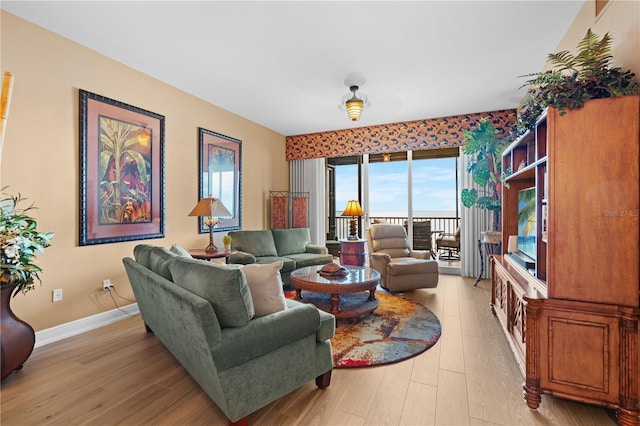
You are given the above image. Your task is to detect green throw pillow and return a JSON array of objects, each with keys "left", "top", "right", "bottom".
[
  {"left": 271, "top": 228, "right": 310, "bottom": 256},
  {"left": 133, "top": 244, "right": 155, "bottom": 269},
  {"left": 149, "top": 247, "right": 178, "bottom": 281},
  {"left": 228, "top": 230, "right": 278, "bottom": 257},
  {"left": 169, "top": 257, "right": 255, "bottom": 328},
  {"left": 170, "top": 244, "right": 192, "bottom": 258}
]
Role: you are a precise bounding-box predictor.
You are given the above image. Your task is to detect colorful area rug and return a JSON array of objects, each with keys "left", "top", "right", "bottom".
[
  {"left": 331, "top": 290, "right": 441, "bottom": 368},
  {"left": 287, "top": 289, "right": 441, "bottom": 368}
]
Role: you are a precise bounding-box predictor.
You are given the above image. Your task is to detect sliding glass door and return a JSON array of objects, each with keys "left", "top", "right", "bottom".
[
  {"left": 329, "top": 148, "right": 459, "bottom": 245},
  {"left": 411, "top": 150, "right": 459, "bottom": 234},
  {"left": 366, "top": 152, "right": 408, "bottom": 223}
]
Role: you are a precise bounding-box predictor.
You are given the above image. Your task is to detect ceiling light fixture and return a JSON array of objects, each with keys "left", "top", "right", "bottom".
[{"left": 345, "top": 85, "right": 364, "bottom": 121}]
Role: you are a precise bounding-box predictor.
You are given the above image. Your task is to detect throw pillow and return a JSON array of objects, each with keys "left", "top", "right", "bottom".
[
  {"left": 271, "top": 228, "right": 310, "bottom": 256},
  {"left": 170, "top": 244, "right": 192, "bottom": 258},
  {"left": 242, "top": 261, "right": 287, "bottom": 318},
  {"left": 133, "top": 244, "right": 155, "bottom": 269},
  {"left": 169, "top": 257, "right": 254, "bottom": 328},
  {"left": 228, "top": 230, "right": 278, "bottom": 257},
  {"left": 149, "top": 247, "right": 178, "bottom": 281}
]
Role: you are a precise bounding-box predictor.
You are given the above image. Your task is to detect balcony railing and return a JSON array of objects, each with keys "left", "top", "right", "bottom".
[{"left": 334, "top": 216, "right": 460, "bottom": 242}]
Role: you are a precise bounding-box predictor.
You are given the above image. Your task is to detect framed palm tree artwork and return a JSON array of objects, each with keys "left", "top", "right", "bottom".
[{"left": 79, "top": 89, "right": 165, "bottom": 245}]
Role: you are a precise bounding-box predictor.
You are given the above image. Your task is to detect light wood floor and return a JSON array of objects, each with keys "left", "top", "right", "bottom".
[{"left": 1, "top": 275, "right": 618, "bottom": 425}]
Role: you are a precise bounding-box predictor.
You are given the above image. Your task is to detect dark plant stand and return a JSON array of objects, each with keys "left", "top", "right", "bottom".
[
  {"left": 1, "top": 284, "right": 36, "bottom": 380},
  {"left": 474, "top": 240, "right": 501, "bottom": 286}
]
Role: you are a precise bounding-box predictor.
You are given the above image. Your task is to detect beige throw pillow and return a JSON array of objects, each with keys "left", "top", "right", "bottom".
[{"left": 242, "top": 261, "right": 287, "bottom": 318}]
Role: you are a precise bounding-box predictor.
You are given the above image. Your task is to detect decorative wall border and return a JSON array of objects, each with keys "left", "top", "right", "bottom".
[{"left": 286, "top": 108, "right": 517, "bottom": 161}]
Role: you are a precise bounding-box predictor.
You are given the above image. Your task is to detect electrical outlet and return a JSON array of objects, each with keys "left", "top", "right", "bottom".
[
  {"left": 52, "top": 288, "right": 63, "bottom": 302},
  {"left": 102, "top": 279, "right": 111, "bottom": 291}
]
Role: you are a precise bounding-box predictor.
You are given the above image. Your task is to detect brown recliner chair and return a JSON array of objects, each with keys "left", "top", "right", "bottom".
[{"left": 366, "top": 224, "right": 439, "bottom": 292}]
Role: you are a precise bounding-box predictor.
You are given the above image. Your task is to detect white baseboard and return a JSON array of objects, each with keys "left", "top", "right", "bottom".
[{"left": 35, "top": 303, "right": 140, "bottom": 348}]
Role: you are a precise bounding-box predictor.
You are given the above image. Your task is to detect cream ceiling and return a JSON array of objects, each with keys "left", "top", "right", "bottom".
[{"left": 1, "top": 1, "right": 585, "bottom": 136}]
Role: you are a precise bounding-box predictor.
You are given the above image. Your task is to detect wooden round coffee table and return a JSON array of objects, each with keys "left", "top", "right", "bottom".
[{"left": 290, "top": 265, "right": 380, "bottom": 318}]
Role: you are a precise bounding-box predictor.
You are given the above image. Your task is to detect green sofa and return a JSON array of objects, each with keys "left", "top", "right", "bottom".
[
  {"left": 228, "top": 228, "right": 334, "bottom": 287},
  {"left": 123, "top": 245, "right": 334, "bottom": 425}
]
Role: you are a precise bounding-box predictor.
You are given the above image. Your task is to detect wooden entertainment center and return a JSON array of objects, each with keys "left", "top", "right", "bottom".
[{"left": 491, "top": 95, "right": 640, "bottom": 425}]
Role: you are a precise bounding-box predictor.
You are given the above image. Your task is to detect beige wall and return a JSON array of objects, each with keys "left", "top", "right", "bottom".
[
  {"left": 0, "top": 12, "right": 288, "bottom": 330},
  {"left": 2, "top": 2, "right": 637, "bottom": 332},
  {"left": 549, "top": 0, "right": 639, "bottom": 73}
]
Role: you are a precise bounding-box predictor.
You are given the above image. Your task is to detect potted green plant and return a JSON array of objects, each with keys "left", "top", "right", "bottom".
[
  {"left": 1, "top": 189, "right": 54, "bottom": 380},
  {"left": 460, "top": 119, "right": 510, "bottom": 239},
  {"left": 513, "top": 29, "right": 640, "bottom": 138},
  {"left": 222, "top": 234, "right": 232, "bottom": 251}
]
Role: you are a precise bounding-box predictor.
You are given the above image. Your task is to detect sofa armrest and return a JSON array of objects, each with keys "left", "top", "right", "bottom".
[
  {"left": 314, "top": 305, "right": 335, "bottom": 342},
  {"left": 284, "top": 299, "right": 335, "bottom": 341},
  {"left": 212, "top": 302, "right": 323, "bottom": 371},
  {"left": 229, "top": 251, "right": 256, "bottom": 264},
  {"left": 305, "top": 244, "right": 329, "bottom": 254},
  {"left": 410, "top": 250, "right": 430, "bottom": 260}
]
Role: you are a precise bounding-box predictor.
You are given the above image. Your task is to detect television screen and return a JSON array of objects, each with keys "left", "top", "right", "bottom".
[{"left": 517, "top": 187, "right": 536, "bottom": 260}]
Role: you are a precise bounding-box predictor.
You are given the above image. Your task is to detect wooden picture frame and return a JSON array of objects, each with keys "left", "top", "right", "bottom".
[
  {"left": 79, "top": 89, "right": 165, "bottom": 245},
  {"left": 198, "top": 128, "right": 242, "bottom": 233}
]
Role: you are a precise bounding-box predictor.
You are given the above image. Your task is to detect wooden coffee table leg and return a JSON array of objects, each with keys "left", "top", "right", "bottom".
[
  {"left": 295, "top": 288, "right": 302, "bottom": 300},
  {"left": 330, "top": 294, "right": 341, "bottom": 314},
  {"left": 368, "top": 286, "right": 377, "bottom": 301}
]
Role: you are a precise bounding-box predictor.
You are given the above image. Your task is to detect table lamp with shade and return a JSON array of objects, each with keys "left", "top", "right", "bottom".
[
  {"left": 189, "top": 196, "right": 232, "bottom": 252},
  {"left": 341, "top": 200, "right": 364, "bottom": 240}
]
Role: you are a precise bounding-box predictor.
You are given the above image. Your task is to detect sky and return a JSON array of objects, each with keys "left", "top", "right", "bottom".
[{"left": 335, "top": 157, "right": 459, "bottom": 216}]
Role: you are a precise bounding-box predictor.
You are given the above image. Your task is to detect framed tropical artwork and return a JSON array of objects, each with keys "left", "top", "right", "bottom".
[
  {"left": 198, "top": 128, "right": 242, "bottom": 233},
  {"left": 79, "top": 89, "right": 165, "bottom": 245}
]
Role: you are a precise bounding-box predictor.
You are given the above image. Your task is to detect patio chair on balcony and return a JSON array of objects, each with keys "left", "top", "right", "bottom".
[
  {"left": 404, "top": 220, "right": 435, "bottom": 258},
  {"left": 436, "top": 226, "right": 460, "bottom": 260}
]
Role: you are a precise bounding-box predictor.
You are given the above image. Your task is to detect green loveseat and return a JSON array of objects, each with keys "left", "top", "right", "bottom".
[
  {"left": 123, "top": 245, "right": 334, "bottom": 425},
  {"left": 228, "top": 228, "right": 334, "bottom": 287}
]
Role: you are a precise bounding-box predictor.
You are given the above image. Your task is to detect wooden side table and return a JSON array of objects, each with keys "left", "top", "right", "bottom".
[
  {"left": 339, "top": 239, "right": 366, "bottom": 266},
  {"left": 188, "top": 249, "right": 236, "bottom": 264}
]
